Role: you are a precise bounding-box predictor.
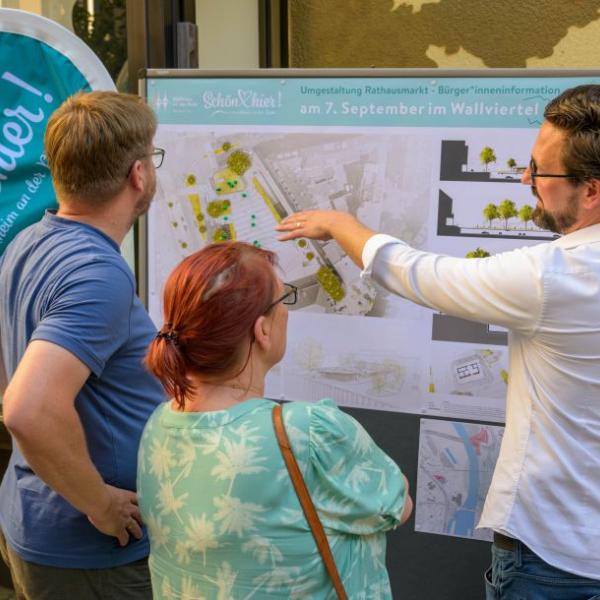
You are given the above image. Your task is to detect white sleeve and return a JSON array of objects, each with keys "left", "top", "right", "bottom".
[{"left": 361, "top": 234, "right": 544, "bottom": 335}]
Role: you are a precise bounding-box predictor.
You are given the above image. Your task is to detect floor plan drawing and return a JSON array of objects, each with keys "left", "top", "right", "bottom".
[{"left": 428, "top": 343, "right": 508, "bottom": 400}]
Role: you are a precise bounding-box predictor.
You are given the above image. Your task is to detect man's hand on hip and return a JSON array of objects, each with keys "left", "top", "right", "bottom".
[{"left": 88, "top": 484, "right": 143, "bottom": 547}]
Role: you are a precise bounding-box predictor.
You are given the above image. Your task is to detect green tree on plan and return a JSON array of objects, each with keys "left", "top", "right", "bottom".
[
  {"left": 498, "top": 199, "right": 518, "bottom": 229},
  {"left": 465, "top": 248, "right": 491, "bottom": 258},
  {"left": 227, "top": 150, "right": 252, "bottom": 176},
  {"left": 480, "top": 146, "right": 496, "bottom": 172},
  {"left": 518, "top": 204, "right": 534, "bottom": 230},
  {"left": 483, "top": 203, "right": 499, "bottom": 228}
]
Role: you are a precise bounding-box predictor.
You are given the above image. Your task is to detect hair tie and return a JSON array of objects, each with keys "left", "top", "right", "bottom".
[{"left": 156, "top": 324, "right": 179, "bottom": 344}]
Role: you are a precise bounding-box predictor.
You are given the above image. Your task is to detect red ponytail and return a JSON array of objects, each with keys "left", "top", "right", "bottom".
[{"left": 145, "top": 242, "right": 278, "bottom": 409}]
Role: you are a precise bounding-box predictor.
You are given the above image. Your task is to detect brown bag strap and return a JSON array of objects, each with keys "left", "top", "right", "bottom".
[{"left": 272, "top": 403, "right": 348, "bottom": 600}]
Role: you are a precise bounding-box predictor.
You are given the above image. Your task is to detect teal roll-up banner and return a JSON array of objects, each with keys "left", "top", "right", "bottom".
[{"left": 0, "top": 8, "right": 114, "bottom": 254}]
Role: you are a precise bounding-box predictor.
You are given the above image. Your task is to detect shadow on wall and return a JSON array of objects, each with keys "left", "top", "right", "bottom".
[{"left": 289, "top": 0, "right": 600, "bottom": 68}]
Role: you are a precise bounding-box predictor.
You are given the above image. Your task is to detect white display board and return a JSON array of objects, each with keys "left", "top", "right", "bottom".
[{"left": 141, "top": 69, "right": 600, "bottom": 422}]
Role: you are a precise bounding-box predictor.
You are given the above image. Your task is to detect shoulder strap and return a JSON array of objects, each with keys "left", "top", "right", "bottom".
[{"left": 272, "top": 403, "right": 348, "bottom": 600}]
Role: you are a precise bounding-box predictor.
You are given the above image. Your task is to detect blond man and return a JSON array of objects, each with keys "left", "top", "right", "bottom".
[{"left": 0, "top": 91, "right": 165, "bottom": 599}]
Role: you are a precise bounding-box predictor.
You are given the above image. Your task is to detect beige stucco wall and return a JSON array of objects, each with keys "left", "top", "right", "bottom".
[
  {"left": 289, "top": 0, "right": 600, "bottom": 68},
  {"left": 195, "top": 0, "right": 259, "bottom": 68}
]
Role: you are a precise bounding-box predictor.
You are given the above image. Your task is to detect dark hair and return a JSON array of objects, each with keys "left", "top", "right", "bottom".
[
  {"left": 145, "top": 242, "right": 278, "bottom": 409},
  {"left": 544, "top": 85, "right": 600, "bottom": 183}
]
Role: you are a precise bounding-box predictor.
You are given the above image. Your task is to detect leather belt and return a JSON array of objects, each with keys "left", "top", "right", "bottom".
[{"left": 493, "top": 532, "right": 534, "bottom": 554}]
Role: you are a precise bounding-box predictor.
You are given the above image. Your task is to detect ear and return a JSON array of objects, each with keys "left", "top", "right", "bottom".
[
  {"left": 252, "top": 315, "right": 272, "bottom": 353},
  {"left": 128, "top": 159, "right": 145, "bottom": 193}
]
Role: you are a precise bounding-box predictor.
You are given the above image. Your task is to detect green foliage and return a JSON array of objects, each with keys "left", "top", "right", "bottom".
[
  {"left": 317, "top": 265, "right": 345, "bottom": 302},
  {"left": 207, "top": 200, "right": 231, "bottom": 218},
  {"left": 226, "top": 150, "right": 252, "bottom": 176},
  {"left": 518, "top": 204, "right": 534, "bottom": 228},
  {"left": 72, "top": 0, "right": 126, "bottom": 83},
  {"left": 222, "top": 142, "right": 232, "bottom": 152},
  {"left": 482, "top": 203, "right": 499, "bottom": 227},
  {"left": 479, "top": 146, "right": 496, "bottom": 171},
  {"left": 465, "top": 247, "right": 491, "bottom": 258},
  {"left": 212, "top": 225, "right": 233, "bottom": 242},
  {"left": 498, "top": 199, "right": 517, "bottom": 228},
  {"left": 507, "top": 158, "right": 517, "bottom": 169}
]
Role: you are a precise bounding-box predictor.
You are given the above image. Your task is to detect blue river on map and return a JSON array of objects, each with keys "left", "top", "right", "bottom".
[{"left": 446, "top": 422, "right": 479, "bottom": 536}]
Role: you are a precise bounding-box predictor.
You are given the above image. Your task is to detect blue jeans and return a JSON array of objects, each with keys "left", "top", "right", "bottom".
[{"left": 485, "top": 540, "right": 600, "bottom": 600}]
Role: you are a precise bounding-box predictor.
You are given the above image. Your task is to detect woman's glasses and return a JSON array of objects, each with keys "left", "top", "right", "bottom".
[{"left": 264, "top": 283, "right": 298, "bottom": 313}]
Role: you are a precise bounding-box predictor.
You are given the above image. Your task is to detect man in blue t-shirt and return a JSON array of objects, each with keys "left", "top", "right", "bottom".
[{"left": 0, "top": 91, "right": 166, "bottom": 599}]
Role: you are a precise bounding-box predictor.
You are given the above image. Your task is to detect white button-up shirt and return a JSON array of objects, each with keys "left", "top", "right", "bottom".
[{"left": 362, "top": 225, "right": 600, "bottom": 579}]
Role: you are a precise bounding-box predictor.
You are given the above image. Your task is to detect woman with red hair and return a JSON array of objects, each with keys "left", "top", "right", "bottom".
[{"left": 138, "top": 241, "right": 412, "bottom": 599}]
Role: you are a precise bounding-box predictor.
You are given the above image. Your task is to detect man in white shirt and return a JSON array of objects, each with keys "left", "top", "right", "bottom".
[{"left": 276, "top": 84, "right": 600, "bottom": 600}]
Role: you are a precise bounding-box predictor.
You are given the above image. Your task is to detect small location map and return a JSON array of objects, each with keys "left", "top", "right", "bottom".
[{"left": 415, "top": 418, "right": 504, "bottom": 541}]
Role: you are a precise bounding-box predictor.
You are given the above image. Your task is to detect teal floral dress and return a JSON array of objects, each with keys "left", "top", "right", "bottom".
[{"left": 137, "top": 398, "right": 408, "bottom": 599}]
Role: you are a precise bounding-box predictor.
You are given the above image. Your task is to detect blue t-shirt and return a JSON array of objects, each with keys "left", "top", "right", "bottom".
[{"left": 0, "top": 211, "right": 166, "bottom": 568}]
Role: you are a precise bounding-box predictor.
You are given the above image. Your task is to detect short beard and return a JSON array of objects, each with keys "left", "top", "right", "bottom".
[
  {"left": 131, "top": 176, "right": 156, "bottom": 224},
  {"left": 531, "top": 189, "right": 579, "bottom": 234},
  {"left": 532, "top": 206, "right": 560, "bottom": 233}
]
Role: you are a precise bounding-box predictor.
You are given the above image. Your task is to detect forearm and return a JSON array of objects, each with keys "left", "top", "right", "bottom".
[
  {"left": 8, "top": 400, "right": 110, "bottom": 518},
  {"left": 3, "top": 338, "right": 141, "bottom": 545},
  {"left": 399, "top": 475, "right": 413, "bottom": 525},
  {"left": 324, "top": 212, "right": 376, "bottom": 269}
]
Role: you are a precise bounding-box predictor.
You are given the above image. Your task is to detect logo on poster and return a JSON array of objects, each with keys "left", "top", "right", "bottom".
[{"left": 202, "top": 89, "right": 282, "bottom": 114}]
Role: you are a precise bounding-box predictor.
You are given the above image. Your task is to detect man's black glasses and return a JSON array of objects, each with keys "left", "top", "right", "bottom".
[
  {"left": 529, "top": 158, "right": 577, "bottom": 188},
  {"left": 127, "top": 147, "right": 165, "bottom": 177},
  {"left": 265, "top": 283, "right": 298, "bottom": 313},
  {"left": 148, "top": 147, "right": 165, "bottom": 169}
]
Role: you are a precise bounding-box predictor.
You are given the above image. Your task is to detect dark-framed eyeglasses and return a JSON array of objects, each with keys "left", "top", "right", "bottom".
[
  {"left": 148, "top": 147, "right": 165, "bottom": 169},
  {"left": 264, "top": 283, "right": 298, "bottom": 313},
  {"left": 126, "top": 147, "right": 165, "bottom": 177},
  {"left": 529, "top": 158, "right": 577, "bottom": 189}
]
